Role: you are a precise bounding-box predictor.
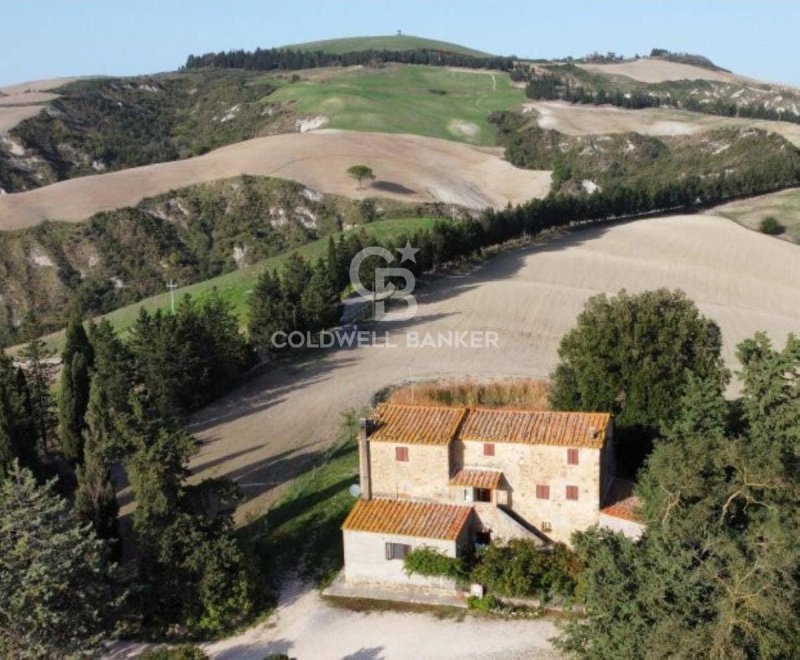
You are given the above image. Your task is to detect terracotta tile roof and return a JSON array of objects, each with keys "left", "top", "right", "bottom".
[
  {"left": 458, "top": 408, "right": 611, "bottom": 448},
  {"left": 342, "top": 498, "right": 473, "bottom": 540},
  {"left": 450, "top": 468, "right": 503, "bottom": 490},
  {"left": 370, "top": 403, "right": 467, "bottom": 445},
  {"left": 600, "top": 479, "right": 643, "bottom": 522}
]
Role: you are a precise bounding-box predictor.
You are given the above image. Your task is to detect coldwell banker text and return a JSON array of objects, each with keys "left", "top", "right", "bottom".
[{"left": 271, "top": 329, "right": 500, "bottom": 349}]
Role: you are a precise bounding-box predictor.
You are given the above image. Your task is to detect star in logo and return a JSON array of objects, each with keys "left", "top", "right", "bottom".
[{"left": 397, "top": 240, "right": 420, "bottom": 263}]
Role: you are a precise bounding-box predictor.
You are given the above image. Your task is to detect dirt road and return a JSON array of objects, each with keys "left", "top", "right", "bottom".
[
  {"left": 202, "top": 581, "right": 560, "bottom": 659},
  {"left": 188, "top": 213, "right": 800, "bottom": 521},
  {"left": 0, "top": 130, "right": 552, "bottom": 228}
]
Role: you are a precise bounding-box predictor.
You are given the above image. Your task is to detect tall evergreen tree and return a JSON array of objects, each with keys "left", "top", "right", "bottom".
[
  {"left": 58, "top": 318, "right": 95, "bottom": 462},
  {"left": 74, "top": 375, "right": 120, "bottom": 555},
  {"left": 87, "top": 319, "right": 132, "bottom": 421},
  {"left": 301, "top": 259, "right": 341, "bottom": 331},
  {"left": 18, "top": 321, "right": 57, "bottom": 457},
  {"left": 124, "top": 398, "right": 254, "bottom": 633},
  {"left": 248, "top": 269, "right": 289, "bottom": 350},
  {"left": 0, "top": 352, "right": 38, "bottom": 478},
  {"left": 281, "top": 253, "right": 312, "bottom": 330},
  {"left": 0, "top": 462, "right": 123, "bottom": 657}
]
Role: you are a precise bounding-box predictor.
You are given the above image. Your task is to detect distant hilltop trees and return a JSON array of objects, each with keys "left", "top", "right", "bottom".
[{"left": 183, "top": 46, "right": 514, "bottom": 72}]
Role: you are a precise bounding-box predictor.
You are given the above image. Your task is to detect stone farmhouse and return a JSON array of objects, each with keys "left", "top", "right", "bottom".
[{"left": 341, "top": 403, "right": 642, "bottom": 591}]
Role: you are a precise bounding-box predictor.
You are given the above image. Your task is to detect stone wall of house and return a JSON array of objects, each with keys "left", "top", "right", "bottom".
[
  {"left": 343, "top": 529, "right": 461, "bottom": 589},
  {"left": 369, "top": 441, "right": 450, "bottom": 500},
  {"left": 451, "top": 439, "right": 603, "bottom": 544}
]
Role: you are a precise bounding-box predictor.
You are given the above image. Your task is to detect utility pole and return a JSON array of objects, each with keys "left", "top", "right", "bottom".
[{"left": 167, "top": 279, "right": 178, "bottom": 315}]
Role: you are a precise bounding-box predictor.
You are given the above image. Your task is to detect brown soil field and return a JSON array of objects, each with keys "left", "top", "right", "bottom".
[
  {"left": 184, "top": 213, "right": 800, "bottom": 522},
  {"left": 525, "top": 100, "right": 800, "bottom": 146},
  {"left": 0, "top": 105, "right": 44, "bottom": 134},
  {"left": 0, "top": 130, "right": 552, "bottom": 229},
  {"left": 0, "top": 77, "right": 78, "bottom": 136},
  {"left": 579, "top": 58, "right": 742, "bottom": 84},
  {"left": 0, "top": 77, "right": 78, "bottom": 95}
]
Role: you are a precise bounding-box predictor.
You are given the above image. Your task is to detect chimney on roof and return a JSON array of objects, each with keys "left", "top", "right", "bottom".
[
  {"left": 358, "top": 418, "right": 372, "bottom": 500},
  {"left": 589, "top": 426, "right": 599, "bottom": 439}
]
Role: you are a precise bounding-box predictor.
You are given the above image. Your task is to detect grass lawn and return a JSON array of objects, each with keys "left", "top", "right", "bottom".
[
  {"left": 242, "top": 411, "right": 361, "bottom": 587},
  {"left": 714, "top": 188, "right": 800, "bottom": 243},
  {"left": 280, "top": 34, "right": 492, "bottom": 58},
  {"left": 265, "top": 64, "right": 525, "bottom": 146},
  {"left": 26, "top": 215, "right": 439, "bottom": 354}
]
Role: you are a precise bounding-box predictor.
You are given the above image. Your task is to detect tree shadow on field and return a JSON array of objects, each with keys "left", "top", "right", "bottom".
[
  {"left": 186, "top": 353, "right": 360, "bottom": 434},
  {"left": 372, "top": 179, "right": 416, "bottom": 195}
]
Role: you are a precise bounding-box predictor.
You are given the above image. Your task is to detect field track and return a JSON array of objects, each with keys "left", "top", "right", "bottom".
[
  {"left": 184, "top": 213, "right": 800, "bottom": 521},
  {"left": 0, "top": 130, "right": 552, "bottom": 229}
]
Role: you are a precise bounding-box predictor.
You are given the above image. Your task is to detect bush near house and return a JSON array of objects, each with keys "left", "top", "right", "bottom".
[
  {"left": 403, "top": 539, "right": 579, "bottom": 603},
  {"left": 403, "top": 547, "right": 469, "bottom": 582},
  {"left": 470, "top": 540, "right": 579, "bottom": 602}
]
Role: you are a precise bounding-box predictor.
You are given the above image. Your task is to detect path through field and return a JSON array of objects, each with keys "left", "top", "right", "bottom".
[
  {"left": 188, "top": 213, "right": 800, "bottom": 522},
  {"left": 0, "top": 130, "right": 551, "bottom": 229}
]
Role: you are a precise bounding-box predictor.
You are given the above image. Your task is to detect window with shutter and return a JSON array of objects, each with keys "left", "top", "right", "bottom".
[
  {"left": 536, "top": 484, "right": 550, "bottom": 500},
  {"left": 566, "top": 485, "right": 579, "bottom": 501},
  {"left": 385, "top": 542, "right": 411, "bottom": 560},
  {"left": 567, "top": 448, "right": 579, "bottom": 465},
  {"left": 483, "top": 443, "right": 495, "bottom": 456},
  {"left": 395, "top": 446, "right": 409, "bottom": 462}
]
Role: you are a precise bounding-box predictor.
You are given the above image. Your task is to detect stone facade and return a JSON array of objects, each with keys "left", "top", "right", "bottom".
[
  {"left": 369, "top": 441, "right": 451, "bottom": 501},
  {"left": 362, "top": 407, "right": 620, "bottom": 545}
]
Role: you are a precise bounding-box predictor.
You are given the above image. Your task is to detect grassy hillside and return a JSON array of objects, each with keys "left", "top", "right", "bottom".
[
  {"left": 0, "top": 175, "right": 434, "bottom": 345},
  {"left": 281, "top": 34, "right": 492, "bottom": 57},
  {"left": 714, "top": 188, "right": 800, "bottom": 243},
  {"left": 24, "top": 215, "right": 440, "bottom": 354},
  {"left": 268, "top": 64, "right": 524, "bottom": 145}
]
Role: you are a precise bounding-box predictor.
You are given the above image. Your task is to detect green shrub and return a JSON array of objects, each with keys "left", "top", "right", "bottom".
[
  {"left": 403, "top": 546, "right": 467, "bottom": 581},
  {"left": 470, "top": 540, "right": 578, "bottom": 601},
  {"left": 760, "top": 216, "right": 786, "bottom": 235},
  {"left": 467, "top": 594, "right": 502, "bottom": 611}
]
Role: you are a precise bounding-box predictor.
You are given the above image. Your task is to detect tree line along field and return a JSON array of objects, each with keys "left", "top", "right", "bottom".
[{"left": 264, "top": 64, "right": 525, "bottom": 145}]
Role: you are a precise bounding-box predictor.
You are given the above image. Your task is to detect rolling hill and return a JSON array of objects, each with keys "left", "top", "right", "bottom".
[{"left": 280, "top": 34, "right": 492, "bottom": 57}]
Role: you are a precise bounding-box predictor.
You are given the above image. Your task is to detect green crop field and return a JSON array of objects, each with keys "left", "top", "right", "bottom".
[
  {"left": 265, "top": 64, "right": 525, "bottom": 145},
  {"left": 280, "top": 34, "right": 492, "bottom": 57},
  {"left": 26, "top": 216, "right": 439, "bottom": 354}
]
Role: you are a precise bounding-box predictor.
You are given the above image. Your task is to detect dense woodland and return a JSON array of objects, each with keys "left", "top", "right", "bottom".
[{"left": 184, "top": 46, "right": 514, "bottom": 73}]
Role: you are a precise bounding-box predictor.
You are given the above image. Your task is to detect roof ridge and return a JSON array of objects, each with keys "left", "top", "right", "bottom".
[{"left": 376, "top": 402, "right": 468, "bottom": 411}]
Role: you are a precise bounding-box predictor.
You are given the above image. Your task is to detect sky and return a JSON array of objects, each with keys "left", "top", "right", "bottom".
[{"left": 2, "top": 0, "right": 799, "bottom": 87}]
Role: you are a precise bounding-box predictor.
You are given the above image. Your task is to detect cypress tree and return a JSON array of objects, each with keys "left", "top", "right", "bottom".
[
  {"left": 248, "top": 269, "right": 289, "bottom": 350},
  {"left": 58, "top": 319, "right": 95, "bottom": 463},
  {"left": 301, "top": 260, "right": 341, "bottom": 331},
  {"left": 74, "top": 375, "right": 120, "bottom": 556},
  {"left": 18, "top": 322, "right": 56, "bottom": 458}
]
